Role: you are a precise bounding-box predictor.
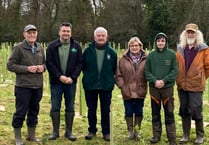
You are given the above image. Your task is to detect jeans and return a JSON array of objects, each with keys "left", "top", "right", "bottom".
[
  {"left": 12, "top": 86, "right": 42, "bottom": 128},
  {"left": 85, "top": 90, "right": 112, "bottom": 135},
  {"left": 124, "top": 98, "right": 144, "bottom": 117},
  {"left": 50, "top": 82, "right": 76, "bottom": 113}
]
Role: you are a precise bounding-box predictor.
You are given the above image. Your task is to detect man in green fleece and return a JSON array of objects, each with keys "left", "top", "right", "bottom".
[
  {"left": 145, "top": 33, "right": 178, "bottom": 145},
  {"left": 82, "top": 27, "right": 117, "bottom": 142}
]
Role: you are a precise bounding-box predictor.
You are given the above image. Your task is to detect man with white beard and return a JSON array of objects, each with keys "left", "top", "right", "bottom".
[{"left": 176, "top": 23, "right": 209, "bottom": 144}]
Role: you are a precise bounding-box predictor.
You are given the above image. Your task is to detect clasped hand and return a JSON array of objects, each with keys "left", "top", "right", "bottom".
[
  {"left": 155, "top": 80, "right": 165, "bottom": 89},
  {"left": 59, "top": 75, "right": 73, "bottom": 84},
  {"left": 27, "top": 65, "right": 44, "bottom": 73}
]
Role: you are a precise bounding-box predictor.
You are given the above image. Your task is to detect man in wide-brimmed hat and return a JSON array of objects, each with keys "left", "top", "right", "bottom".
[{"left": 176, "top": 23, "right": 209, "bottom": 144}]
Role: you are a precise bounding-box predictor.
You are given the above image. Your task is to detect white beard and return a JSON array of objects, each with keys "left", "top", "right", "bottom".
[{"left": 187, "top": 38, "right": 195, "bottom": 45}]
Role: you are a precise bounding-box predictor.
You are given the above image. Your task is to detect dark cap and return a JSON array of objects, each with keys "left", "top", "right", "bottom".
[{"left": 24, "top": 24, "right": 37, "bottom": 32}]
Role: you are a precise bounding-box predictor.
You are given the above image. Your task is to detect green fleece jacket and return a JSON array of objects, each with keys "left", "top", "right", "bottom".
[
  {"left": 145, "top": 33, "right": 178, "bottom": 88},
  {"left": 82, "top": 41, "right": 117, "bottom": 90}
]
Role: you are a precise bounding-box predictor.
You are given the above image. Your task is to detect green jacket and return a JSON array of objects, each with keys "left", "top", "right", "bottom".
[
  {"left": 7, "top": 39, "right": 45, "bottom": 88},
  {"left": 82, "top": 41, "right": 117, "bottom": 90},
  {"left": 145, "top": 33, "right": 178, "bottom": 88}
]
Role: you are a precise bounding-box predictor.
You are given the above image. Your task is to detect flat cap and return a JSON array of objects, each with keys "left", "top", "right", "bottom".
[{"left": 24, "top": 24, "right": 37, "bottom": 32}]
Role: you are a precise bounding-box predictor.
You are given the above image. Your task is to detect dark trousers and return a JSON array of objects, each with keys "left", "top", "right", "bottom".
[
  {"left": 84, "top": 90, "right": 112, "bottom": 135},
  {"left": 12, "top": 86, "right": 42, "bottom": 128},
  {"left": 124, "top": 98, "right": 144, "bottom": 117},
  {"left": 178, "top": 90, "right": 203, "bottom": 120},
  {"left": 150, "top": 87, "right": 175, "bottom": 124}
]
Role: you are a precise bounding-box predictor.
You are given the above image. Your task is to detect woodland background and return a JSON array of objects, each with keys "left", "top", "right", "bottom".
[
  {"left": 1, "top": 1, "right": 209, "bottom": 144},
  {"left": 0, "top": 0, "right": 209, "bottom": 49}
]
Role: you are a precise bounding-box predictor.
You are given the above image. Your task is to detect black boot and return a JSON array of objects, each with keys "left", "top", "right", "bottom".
[
  {"left": 166, "top": 123, "right": 177, "bottom": 145},
  {"left": 194, "top": 119, "right": 204, "bottom": 144},
  {"left": 26, "top": 127, "right": 40, "bottom": 142},
  {"left": 125, "top": 117, "right": 134, "bottom": 139},
  {"left": 14, "top": 128, "right": 24, "bottom": 145},
  {"left": 150, "top": 121, "right": 162, "bottom": 143},
  {"left": 49, "top": 112, "right": 60, "bottom": 140},
  {"left": 180, "top": 117, "right": 191, "bottom": 143},
  {"left": 64, "top": 112, "right": 77, "bottom": 141},
  {"left": 134, "top": 116, "right": 142, "bottom": 141}
]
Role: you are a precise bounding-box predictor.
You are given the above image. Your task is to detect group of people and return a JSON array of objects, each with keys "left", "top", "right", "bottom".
[{"left": 7, "top": 22, "right": 209, "bottom": 145}]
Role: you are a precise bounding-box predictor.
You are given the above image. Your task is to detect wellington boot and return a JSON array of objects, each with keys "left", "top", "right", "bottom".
[
  {"left": 134, "top": 116, "right": 142, "bottom": 141},
  {"left": 194, "top": 120, "right": 204, "bottom": 144},
  {"left": 150, "top": 121, "right": 162, "bottom": 143},
  {"left": 49, "top": 112, "right": 60, "bottom": 140},
  {"left": 14, "top": 128, "right": 24, "bottom": 145},
  {"left": 125, "top": 117, "right": 134, "bottom": 139},
  {"left": 26, "top": 127, "right": 40, "bottom": 142},
  {"left": 180, "top": 118, "right": 191, "bottom": 143},
  {"left": 64, "top": 112, "right": 76, "bottom": 141},
  {"left": 166, "top": 123, "right": 176, "bottom": 145}
]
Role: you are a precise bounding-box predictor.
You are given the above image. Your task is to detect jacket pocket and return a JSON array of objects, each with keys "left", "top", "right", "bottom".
[
  {"left": 137, "top": 83, "right": 147, "bottom": 97},
  {"left": 121, "top": 85, "right": 131, "bottom": 99}
]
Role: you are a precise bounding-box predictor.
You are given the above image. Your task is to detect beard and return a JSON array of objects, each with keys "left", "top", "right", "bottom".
[{"left": 187, "top": 38, "right": 196, "bottom": 45}]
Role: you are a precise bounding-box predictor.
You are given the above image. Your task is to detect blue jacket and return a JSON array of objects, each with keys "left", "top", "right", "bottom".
[
  {"left": 82, "top": 41, "right": 117, "bottom": 90},
  {"left": 46, "top": 38, "right": 83, "bottom": 84}
]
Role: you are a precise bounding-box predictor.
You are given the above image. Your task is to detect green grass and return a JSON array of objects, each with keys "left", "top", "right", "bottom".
[{"left": 0, "top": 72, "right": 209, "bottom": 145}]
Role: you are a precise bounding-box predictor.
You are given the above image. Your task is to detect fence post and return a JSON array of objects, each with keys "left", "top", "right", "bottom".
[
  {"left": 78, "top": 73, "right": 86, "bottom": 116},
  {"left": 2, "top": 43, "right": 7, "bottom": 82},
  {"left": 110, "top": 104, "right": 114, "bottom": 144}
]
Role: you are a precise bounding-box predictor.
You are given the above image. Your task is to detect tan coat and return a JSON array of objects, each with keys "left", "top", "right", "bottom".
[
  {"left": 116, "top": 50, "right": 147, "bottom": 100},
  {"left": 176, "top": 44, "right": 209, "bottom": 91}
]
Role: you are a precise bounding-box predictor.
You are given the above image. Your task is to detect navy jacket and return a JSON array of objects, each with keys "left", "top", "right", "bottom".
[{"left": 46, "top": 38, "right": 83, "bottom": 84}]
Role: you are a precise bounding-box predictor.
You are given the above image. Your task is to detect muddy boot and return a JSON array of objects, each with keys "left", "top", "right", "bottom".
[
  {"left": 166, "top": 123, "right": 177, "bottom": 145},
  {"left": 64, "top": 112, "right": 77, "bottom": 141},
  {"left": 194, "top": 119, "right": 204, "bottom": 144},
  {"left": 49, "top": 112, "right": 60, "bottom": 140},
  {"left": 26, "top": 127, "right": 40, "bottom": 142},
  {"left": 14, "top": 128, "right": 24, "bottom": 145},
  {"left": 150, "top": 121, "right": 162, "bottom": 143},
  {"left": 180, "top": 117, "right": 191, "bottom": 143},
  {"left": 125, "top": 117, "right": 134, "bottom": 139},
  {"left": 134, "top": 116, "right": 142, "bottom": 141}
]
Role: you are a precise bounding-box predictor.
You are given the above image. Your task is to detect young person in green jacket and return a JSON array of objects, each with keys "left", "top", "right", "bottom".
[
  {"left": 82, "top": 27, "right": 117, "bottom": 141},
  {"left": 145, "top": 32, "right": 178, "bottom": 145}
]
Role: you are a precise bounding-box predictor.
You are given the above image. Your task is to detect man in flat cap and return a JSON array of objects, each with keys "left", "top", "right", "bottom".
[
  {"left": 176, "top": 23, "right": 209, "bottom": 144},
  {"left": 7, "top": 24, "right": 45, "bottom": 145}
]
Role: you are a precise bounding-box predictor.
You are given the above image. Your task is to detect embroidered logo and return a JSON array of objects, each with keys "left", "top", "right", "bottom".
[
  {"left": 71, "top": 48, "right": 77, "bottom": 53},
  {"left": 165, "top": 59, "right": 171, "bottom": 65},
  {"left": 107, "top": 54, "right": 111, "bottom": 60}
]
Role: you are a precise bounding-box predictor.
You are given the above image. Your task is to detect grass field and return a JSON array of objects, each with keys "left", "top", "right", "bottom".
[{"left": 0, "top": 71, "right": 209, "bottom": 145}]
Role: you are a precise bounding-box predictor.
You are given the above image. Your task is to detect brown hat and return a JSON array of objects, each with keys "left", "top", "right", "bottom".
[{"left": 185, "top": 23, "right": 199, "bottom": 32}]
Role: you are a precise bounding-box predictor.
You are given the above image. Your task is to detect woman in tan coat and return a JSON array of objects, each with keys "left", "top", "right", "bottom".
[{"left": 116, "top": 37, "right": 147, "bottom": 140}]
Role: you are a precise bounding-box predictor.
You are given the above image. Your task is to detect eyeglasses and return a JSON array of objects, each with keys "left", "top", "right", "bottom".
[{"left": 130, "top": 44, "right": 140, "bottom": 48}]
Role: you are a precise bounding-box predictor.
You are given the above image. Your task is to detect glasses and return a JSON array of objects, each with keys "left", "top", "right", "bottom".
[{"left": 130, "top": 44, "right": 140, "bottom": 48}]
